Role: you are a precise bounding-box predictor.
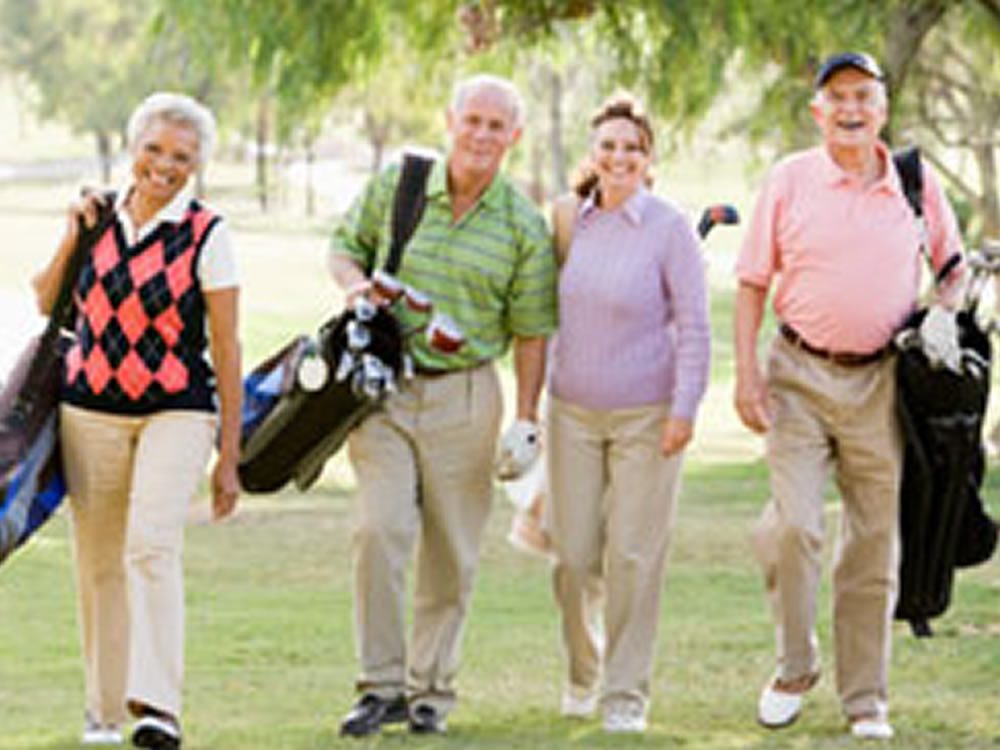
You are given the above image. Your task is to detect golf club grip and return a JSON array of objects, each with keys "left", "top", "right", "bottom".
[{"left": 697, "top": 204, "right": 740, "bottom": 239}]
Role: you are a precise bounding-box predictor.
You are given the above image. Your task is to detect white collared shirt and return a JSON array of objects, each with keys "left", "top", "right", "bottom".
[{"left": 114, "top": 183, "right": 238, "bottom": 291}]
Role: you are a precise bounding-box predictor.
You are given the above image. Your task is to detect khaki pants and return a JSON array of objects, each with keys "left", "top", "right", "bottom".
[
  {"left": 60, "top": 404, "right": 215, "bottom": 724},
  {"left": 346, "top": 364, "right": 501, "bottom": 717},
  {"left": 751, "top": 337, "right": 901, "bottom": 721},
  {"left": 546, "top": 396, "right": 682, "bottom": 714}
]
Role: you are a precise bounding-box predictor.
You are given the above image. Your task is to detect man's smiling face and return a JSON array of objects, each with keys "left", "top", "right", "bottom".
[{"left": 811, "top": 67, "right": 887, "bottom": 153}]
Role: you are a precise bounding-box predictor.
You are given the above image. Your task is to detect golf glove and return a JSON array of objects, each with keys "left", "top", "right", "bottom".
[
  {"left": 495, "top": 419, "right": 541, "bottom": 481},
  {"left": 919, "top": 304, "right": 962, "bottom": 372}
]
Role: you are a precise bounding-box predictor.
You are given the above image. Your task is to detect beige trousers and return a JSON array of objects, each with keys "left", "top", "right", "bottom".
[
  {"left": 546, "top": 396, "right": 683, "bottom": 714},
  {"left": 60, "top": 404, "right": 215, "bottom": 724},
  {"left": 750, "top": 337, "right": 901, "bottom": 721},
  {"left": 346, "top": 364, "right": 501, "bottom": 717}
]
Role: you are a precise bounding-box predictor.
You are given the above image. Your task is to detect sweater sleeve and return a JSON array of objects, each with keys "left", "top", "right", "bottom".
[{"left": 662, "top": 212, "right": 711, "bottom": 421}]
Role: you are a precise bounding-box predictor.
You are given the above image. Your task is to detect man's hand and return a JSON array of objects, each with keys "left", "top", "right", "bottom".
[
  {"left": 495, "top": 419, "right": 541, "bottom": 480},
  {"left": 919, "top": 303, "right": 962, "bottom": 372},
  {"left": 734, "top": 368, "right": 771, "bottom": 434}
]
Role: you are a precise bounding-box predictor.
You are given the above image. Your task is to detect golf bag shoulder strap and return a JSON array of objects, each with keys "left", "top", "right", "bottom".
[
  {"left": 893, "top": 146, "right": 923, "bottom": 219},
  {"left": 10, "top": 193, "right": 116, "bottom": 422},
  {"left": 892, "top": 146, "right": 960, "bottom": 286},
  {"left": 384, "top": 153, "right": 434, "bottom": 275}
]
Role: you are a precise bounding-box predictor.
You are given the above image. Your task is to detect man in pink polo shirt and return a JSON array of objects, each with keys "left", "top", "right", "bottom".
[{"left": 734, "top": 52, "right": 965, "bottom": 740}]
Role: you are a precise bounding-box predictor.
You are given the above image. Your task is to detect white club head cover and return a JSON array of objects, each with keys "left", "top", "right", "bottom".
[
  {"left": 495, "top": 419, "right": 541, "bottom": 481},
  {"left": 919, "top": 304, "right": 962, "bottom": 372}
]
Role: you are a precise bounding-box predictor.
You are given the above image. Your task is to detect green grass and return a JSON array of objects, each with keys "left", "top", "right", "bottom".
[
  {"left": 3, "top": 462, "right": 1000, "bottom": 749},
  {"left": 2, "top": 169, "right": 1000, "bottom": 749}
]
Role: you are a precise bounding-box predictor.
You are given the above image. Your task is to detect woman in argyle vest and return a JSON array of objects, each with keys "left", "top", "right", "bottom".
[{"left": 32, "top": 92, "right": 241, "bottom": 750}]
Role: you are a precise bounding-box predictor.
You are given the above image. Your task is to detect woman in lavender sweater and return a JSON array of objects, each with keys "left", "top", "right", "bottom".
[{"left": 546, "top": 93, "right": 711, "bottom": 734}]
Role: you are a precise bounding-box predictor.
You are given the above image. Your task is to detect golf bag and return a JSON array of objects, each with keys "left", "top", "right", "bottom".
[
  {"left": 0, "top": 206, "right": 114, "bottom": 565},
  {"left": 892, "top": 148, "right": 998, "bottom": 635},
  {"left": 238, "top": 153, "right": 432, "bottom": 493}
]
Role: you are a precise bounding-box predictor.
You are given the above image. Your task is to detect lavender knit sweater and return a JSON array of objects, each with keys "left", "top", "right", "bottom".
[{"left": 548, "top": 188, "right": 711, "bottom": 420}]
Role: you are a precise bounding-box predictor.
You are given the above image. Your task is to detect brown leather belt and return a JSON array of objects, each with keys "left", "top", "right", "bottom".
[
  {"left": 413, "top": 365, "right": 455, "bottom": 378},
  {"left": 413, "top": 361, "right": 488, "bottom": 378},
  {"left": 779, "top": 323, "right": 888, "bottom": 367}
]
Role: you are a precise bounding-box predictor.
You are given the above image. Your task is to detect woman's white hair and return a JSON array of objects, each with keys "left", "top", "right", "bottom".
[
  {"left": 126, "top": 91, "right": 217, "bottom": 166},
  {"left": 450, "top": 74, "right": 524, "bottom": 130}
]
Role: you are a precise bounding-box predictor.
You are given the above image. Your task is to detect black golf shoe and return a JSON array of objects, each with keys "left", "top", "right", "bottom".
[
  {"left": 339, "top": 693, "right": 408, "bottom": 737},
  {"left": 408, "top": 704, "right": 446, "bottom": 734},
  {"left": 131, "top": 715, "right": 181, "bottom": 750}
]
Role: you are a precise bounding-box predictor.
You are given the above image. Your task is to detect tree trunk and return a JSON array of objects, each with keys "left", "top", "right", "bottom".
[
  {"left": 974, "top": 143, "right": 1000, "bottom": 240},
  {"left": 95, "top": 130, "right": 112, "bottom": 185},
  {"left": 256, "top": 95, "right": 270, "bottom": 212},
  {"left": 305, "top": 138, "right": 316, "bottom": 217},
  {"left": 884, "top": 0, "right": 952, "bottom": 137},
  {"left": 364, "top": 109, "right": 389, "bottom": 174},
  {"left": 548, "top": 67, "right": 567, "bottom": 196},
  {"left": 529, "top": 131, "right": 545, "bottom": 204}
]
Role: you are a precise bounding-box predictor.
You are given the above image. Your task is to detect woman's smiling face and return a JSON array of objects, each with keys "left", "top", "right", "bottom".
[
  {"left": 590, "top": 116, "right": 650, "bottom": 206},
  {"left": 131, "top": 118, "right": 200, "bottom": 208}
]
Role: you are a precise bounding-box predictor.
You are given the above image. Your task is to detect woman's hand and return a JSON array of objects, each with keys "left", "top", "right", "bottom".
[
  {"left": 211, "top": 455, "right": 240, "bottom": 520},
  {"left": 33, "top": 190, "right": 112, "bottom": 315},
  {"left": 660, "top": 416, "right": 693, "bottom": 456}
]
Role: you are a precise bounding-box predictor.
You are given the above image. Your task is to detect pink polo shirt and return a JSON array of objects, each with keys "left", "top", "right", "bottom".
[{"left": 736, "top": 143, "right": 963, "bottom": 353}]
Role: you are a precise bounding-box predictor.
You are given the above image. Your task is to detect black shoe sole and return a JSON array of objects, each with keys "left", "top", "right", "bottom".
[
  {"left": 339, "top": 696, "right": 408, "bottom": 737},
  {"left": 132, "top": 726, "right": 180, "bottom": 750}
]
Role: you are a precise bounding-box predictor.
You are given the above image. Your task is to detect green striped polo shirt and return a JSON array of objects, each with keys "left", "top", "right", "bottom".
[{"left": 330, "top": 158, "right": 558, "bottom": 370}]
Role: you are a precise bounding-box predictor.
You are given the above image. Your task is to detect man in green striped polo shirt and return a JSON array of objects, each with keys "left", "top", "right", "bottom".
[{"left": 328, "top": 73, "right": 557, "bottom": 737}]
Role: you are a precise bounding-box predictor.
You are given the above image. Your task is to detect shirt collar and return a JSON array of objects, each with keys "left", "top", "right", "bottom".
[
  {"left": 818, "top": 141, "right": 897, "bottom": 195},
  {"left": 579, "top": 186, "right": 649, "bottom": 226},
  {"left": 429, "top": 159, "right": 506, "bottom": 211},
  {"left": 115, "top": 181, "right": 194, "bottom": 228}
]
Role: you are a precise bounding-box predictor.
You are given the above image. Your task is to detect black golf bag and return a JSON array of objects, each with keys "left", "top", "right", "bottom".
[
  {"left": 0, "top": 206, "right": 114, "bottom": 565},
  {"left": 238, "top": 305, "right": 404, "bottom": 493},
  {"left": 891, "top": 147, "right": 998, "bottom": 635},
  {"left": 237, "top": 153, "right": 432, "bottom": 493},
  {"left": 894, "top": 309, "right": 998, "bottom": 636}
]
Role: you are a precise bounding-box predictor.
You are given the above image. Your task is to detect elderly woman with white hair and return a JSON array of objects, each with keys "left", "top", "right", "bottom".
[{"left": 32, "top": 92, "right": 241, "bottom": 750}]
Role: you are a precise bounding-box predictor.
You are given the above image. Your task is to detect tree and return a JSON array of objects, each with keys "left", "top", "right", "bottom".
[
  {"left": 0, "top": 0, "right": 215, "bottom": 183},
  {"left": 460, "top": 0, "right": 1000, "bottom": 210},
  {"left": 904, "top": 2, "right": 1000, "bottom": 241},
  {"left": 158, "top": 0, "right": 460, "bottom": 208}
]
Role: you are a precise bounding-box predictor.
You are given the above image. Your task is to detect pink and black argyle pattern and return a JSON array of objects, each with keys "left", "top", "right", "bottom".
[{"left": 64, "top": 201, "right": 220, "bottom": 414}]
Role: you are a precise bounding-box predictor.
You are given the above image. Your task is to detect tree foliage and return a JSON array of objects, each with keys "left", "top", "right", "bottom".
[{"left": 0, "top": 0, "right": 215, "bottom": 182}]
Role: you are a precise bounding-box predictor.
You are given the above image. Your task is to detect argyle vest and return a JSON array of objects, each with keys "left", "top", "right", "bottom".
[{"left": 64, "top": 201, "right": 220, "bottom": 414}]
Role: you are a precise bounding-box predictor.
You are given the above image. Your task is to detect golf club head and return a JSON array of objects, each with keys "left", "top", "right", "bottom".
[
  {"left": 345, "top": 319, "right": 371, "bottom": 351},
  {"left": 403, "top": 285, "right": 433, "bottom": 314},
  {"left": 697, "top": 204, "right": 740, "bottom": 239},
  {"left": 296, "top": 353, "right": 329, "bottom": 392},
  {"left": 370, "top": 269, "right": 405, "bottom": 303},
  {"left": 426, "top": 313, "right": 465, "bottom": 354},
  {"left": 352, "top": 296, "right": 378, "bottom": 322}
]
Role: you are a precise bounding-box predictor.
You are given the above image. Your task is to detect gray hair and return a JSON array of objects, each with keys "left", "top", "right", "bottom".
[
  {"left": 126, "top": 91, "right": 217, "bottom": 166},
  {"left": 450, "top": 74, "right": 524, "bottom": 130}
]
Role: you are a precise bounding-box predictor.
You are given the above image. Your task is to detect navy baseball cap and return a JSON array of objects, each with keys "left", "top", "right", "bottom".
[{"left": 814, "top": 52, "right": 884, "bottom": 89}]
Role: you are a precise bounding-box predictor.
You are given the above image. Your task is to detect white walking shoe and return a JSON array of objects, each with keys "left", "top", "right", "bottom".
[
  {"left": 561, "top": 686, "right": 599, "bottom": 718},
  {"left": 850, "top": 717, "right": 895, "bottom": 740},
  {"left": 757, "top": 671, "right": 819, "bottom": 729},
  {"left": 603, "top": 701, "right": 647, "bottom": 733},
  {"left": 81, "top": 716, "right": 123, "bottom": 746}
]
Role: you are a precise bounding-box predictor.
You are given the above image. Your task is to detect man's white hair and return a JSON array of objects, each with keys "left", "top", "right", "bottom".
[
  {"left": 450, "top": 74, "right": 524, "bottom": 129},
  {"left": 126, "top": 91, "right": 217, "bottom": 166}
]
